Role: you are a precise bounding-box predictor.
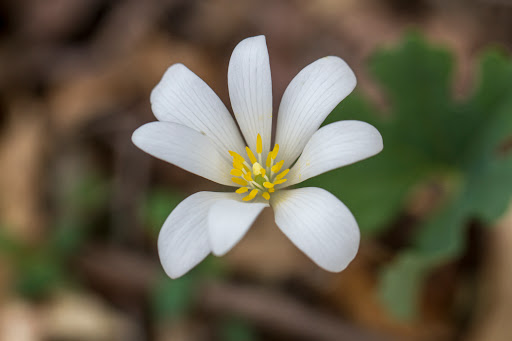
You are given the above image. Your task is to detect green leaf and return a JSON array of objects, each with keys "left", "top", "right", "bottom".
[
  {"left": 379, "top": 251, "right": 434, "bottom": 319},
  {"left": 303, "top": 32, "right": 512, "bottom": 318},
  {"left": 15, "top": 253, "right": 64, "bottom": 299},
  {"left": 150, "top": 256, "right": 226, "bottom": 320},
  {"left": 151, "top": 275, "right": 197, "bottom": 320},
  {"left": 371, "top": 32, "right": 456, "bottom": 163},
  {"left": 142, "top": 189, "right": 185, "bottom": 237},
  {"left": 220, "top": 317, "right": 258, "bottom": 341},
  {"left": 0, "top": 227, "right": 25, "bottom": 257},
  {"left": 373, "top": 34, "right": 512, "bottom": 319}
]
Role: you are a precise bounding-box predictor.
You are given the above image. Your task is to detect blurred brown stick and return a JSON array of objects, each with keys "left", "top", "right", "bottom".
[
  {"left": 200, "top": 281, "right": 389, "bottom": 341},
  {"left": 78, "top": 244, "right": 388, "bottom": 340}
]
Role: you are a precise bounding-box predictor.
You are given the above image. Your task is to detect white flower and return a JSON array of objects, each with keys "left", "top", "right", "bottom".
[{"left": 132, "top": 36, "right": 383, "bottom": 278}]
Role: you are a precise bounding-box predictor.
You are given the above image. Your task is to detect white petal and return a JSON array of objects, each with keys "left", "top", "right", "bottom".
[
  {"left": 271, "top": 187, "right": 360, "bottom": 272},
  {"left": 284, "top": 121, "right": 383, "bottom": 187},
  {"left": 151, "top": 63, "right": 246, "bottom": 156},
  {"left": 275, "top": 57, "right": 356, "bottom": 168},
  {"left": 132, "top": 122, "right": 233, "bottom": 186},
  {"left": 158, "top": 191, "right": 237, "bottom": 278},
  {"left": 208, "top": 200, "right": 268, "bottom": 256},
  {"left": 228, "top": 35, "right": 273, "bottom": 154}
]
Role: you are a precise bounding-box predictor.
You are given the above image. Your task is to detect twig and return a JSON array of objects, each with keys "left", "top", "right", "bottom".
[{"left": 200, "top": 281, "right": 389, "bottom": 341}]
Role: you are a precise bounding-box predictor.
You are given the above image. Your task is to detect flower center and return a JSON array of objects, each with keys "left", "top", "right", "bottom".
[{"left": 229, "top": 134, "right": 289, "bottom": 201}]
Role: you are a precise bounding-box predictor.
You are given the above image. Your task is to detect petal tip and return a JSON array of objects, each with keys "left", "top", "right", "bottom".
[
  {"left": 131, "top": 124, "right": 148, "bottom": 148},
  {"left": 232, "top": 35, "right": 268, "bottom": 54}
]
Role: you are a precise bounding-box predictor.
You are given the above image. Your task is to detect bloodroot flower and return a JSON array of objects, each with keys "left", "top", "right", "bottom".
[{"left": 133, "top": 36, "right": 383, "bottom": 278}]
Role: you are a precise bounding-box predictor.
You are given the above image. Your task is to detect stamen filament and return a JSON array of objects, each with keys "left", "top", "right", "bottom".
[
  {"left": 243, "top": 171, "right": 253, "bottom": 182},
  {"left": 242, "top": 161, "right": 252, "bottom": 170}
]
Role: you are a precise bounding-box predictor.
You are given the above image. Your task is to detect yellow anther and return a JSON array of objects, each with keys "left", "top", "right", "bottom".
[
  {"left": 270, "top": 144, "right": 279, "bottom": 159},
  {"left": 234, "top": 160, "right": 250, "bottom": 171},
  {"left": 265, "top": 153, "right": 272, "bottom": 167},
  {"left": 243, "top": 189, "right": 259, "bottom": 201},
  {"left": 252, "top": 162, "right": 264, "bottom": 176},
  {"left": 233, "top": 160, "right": 244, "bottom": 170},
  {"left": 236, "top": 187, "right": 249, "bottom": 194},
  {"left": 262, "top": 192, "right": 270, "bottom": 200},
  {"left": 230, "top": 169, "right": 243, "bottom": 177},
  {"left": 269, "top": 188, "right": 275, "bottom": 193},
  {"left": 274, "top": 179, "right": 287, "bottom": 185},
  {"left": 275, "top": 168, "right": 289, "bottom": 181},
  {"left": 232, "top": 178, "right": 248, "bottom": 186},
  {"left": 263, "top": 182, "right": 274, "bottom": 188},
  {"left": 229, "top": 151, "right": 245, "bottom": 163},
  {"left": 256, "top": 134, "right": 262, "bottom": 154},
  {"left": 260, "top": 168, "right": 266, "bottom": 177},
  {"left": 243, "top": 171, "right": 253, "bottom": 182},
  {"left": 246, "top": 147, "right": 257, "bottom": 164},
  {"left": 271, "top": 160, "right": 284, "bottom": 173}
]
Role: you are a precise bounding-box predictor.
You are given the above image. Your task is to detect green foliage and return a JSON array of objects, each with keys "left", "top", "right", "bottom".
[
  {"left": 15, "top": 253, "right": 65, "bottom": 299},
  {"left": 52, "top": 172, "right": 111, "bottom": 257},
  {"left": 142, "top": 189, "right": 185, "bottom": 237},
  {"left": 150, "top": 256, "right": 225, "bottom": 321},
  {"left": 0, "top": 173, "right": 111, "bottom": 299},
  {"left": 303, "top": 33, "right": 512, "bottom": 318},
  {"left": 220, "top": 317, "right": 258, "bottom": 341},
  {"left": 152, "top": 274, "right": 196, "bottom": 320}
]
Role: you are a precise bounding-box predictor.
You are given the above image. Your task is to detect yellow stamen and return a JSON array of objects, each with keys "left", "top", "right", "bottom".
[
  {"left": 263, "top": 182, "right": 274, "bottom": 188},
  {"left": 229, "top": 151, "right": 245, "bottom": 164},
  {"left": 242, "top": 161, "right": 251, "bottom": 171},
  {"left": 246, "top": 147, "right": 257, "bottom": 164},
  {"left": 243, "top": 189, "right": 259, "bottom": 201},
  {"left": 271, "top": 160, "right": 284, "bottom": 173},
  {"left": 230, "top": 169, "right": 243, "bottom": 177},
  {"left": 256, "top": 134, "right": 262, "bottom": 154},
  {"left": 232, "top": 178, "right": 248, "bottom": 186},
  {"left": 243, "top": 171, "right": 253, "bottom": 182},
  {"left": 275, "top": 169, "right": 289, "bottom": 180},
  {"left": 270, "top": 144, "right": 279, "bottom": 159},
  {"left": 231, "top": 135, "right": 290, "bottom": 200},
  {"left": 233, "top": 160, "right": 243, "bottom": 170}
]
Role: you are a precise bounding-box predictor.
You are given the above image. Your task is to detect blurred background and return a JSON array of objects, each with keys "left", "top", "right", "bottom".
[{"left": 1, "top": 0, "right": 511, "bottom": 340}]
